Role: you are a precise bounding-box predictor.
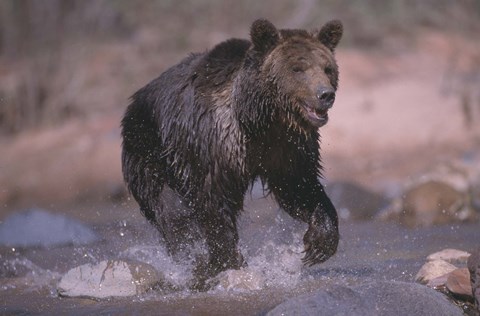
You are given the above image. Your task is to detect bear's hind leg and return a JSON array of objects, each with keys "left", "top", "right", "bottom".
[
  {"left": 155, "top": 186, "right": 204, "bottom": 260},
  {"left": 191, "top": 210, "right": 245, "bottom": 290}
]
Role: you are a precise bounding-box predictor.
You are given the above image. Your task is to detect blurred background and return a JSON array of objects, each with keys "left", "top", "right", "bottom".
[{"left": 1, "top": 0, "right": 480, "bottom": 223}]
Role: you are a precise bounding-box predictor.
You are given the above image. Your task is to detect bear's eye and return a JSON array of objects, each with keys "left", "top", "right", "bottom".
[
  {"left": 325, "top": 66, "right": 334, "bottom": 76},
  {"left": 292, "top": 65, "right": 304, "bottom": 73}
]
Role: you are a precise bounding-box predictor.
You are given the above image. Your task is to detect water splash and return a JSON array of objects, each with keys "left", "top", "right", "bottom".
[
  {"left": 120, "top": 245, "right": 194, "bottom": 290},
  {"left": 241, "top": 236, "right": 304, "bottom": 288},
  {"left": 0, "top": 257, "right": 60, "bottom": 291},
  {"left": 117, "top": 216, "right": 306, "bottom": 293}
]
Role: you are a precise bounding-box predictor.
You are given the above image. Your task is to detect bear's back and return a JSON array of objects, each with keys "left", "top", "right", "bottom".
[
  {"left": 132, "top": 38, "right": 250, "bottom": 111},
  {"left": 192, "top": 38, "right": 251, "bottom": 89}
]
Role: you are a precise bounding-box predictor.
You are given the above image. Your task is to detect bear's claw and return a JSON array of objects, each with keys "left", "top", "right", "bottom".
[
  {"left": 302, "top": 212, "right": 339, "bottom": 266},
  {"left": 302, "top": 246, "right": 329, "bottom": 267}
]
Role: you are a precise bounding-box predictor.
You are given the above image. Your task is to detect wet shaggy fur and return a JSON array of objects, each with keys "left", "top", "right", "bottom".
[{"left": 121, "top": 19, "right": 343, "bottom": 289}]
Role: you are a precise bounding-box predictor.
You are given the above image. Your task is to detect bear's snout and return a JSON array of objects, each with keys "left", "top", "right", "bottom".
[
  {"left": 300, "top": 86, "right": 335, "bottom": 128},
  {"left": 316, "top": 87, "right": 335, "bottom": 110}
]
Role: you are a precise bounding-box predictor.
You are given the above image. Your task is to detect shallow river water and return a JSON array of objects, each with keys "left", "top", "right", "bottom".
[{"left": 1, "top": 189, "right": 479, "bottom": 315}]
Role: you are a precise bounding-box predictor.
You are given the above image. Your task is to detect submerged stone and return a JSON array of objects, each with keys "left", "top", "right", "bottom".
[
  {"left": 268, "top": 285, "right": 370, "bottom": 316},
  {"left": 267, "top": 281, "right": 463, "bottom": 316},
  {"left": 0, "top": 208, "right": 98, "bottom": 247},
  {"left": 57, "top": 260, "right": 162, "bottom": 299}
]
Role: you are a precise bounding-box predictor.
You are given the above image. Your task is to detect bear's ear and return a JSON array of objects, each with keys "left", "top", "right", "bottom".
[
  {"left": 250, "top": 19, "right": 279, "bottom": 54},
  {"left": 317, "top": 20, "right": 343, "bottom": 52}
]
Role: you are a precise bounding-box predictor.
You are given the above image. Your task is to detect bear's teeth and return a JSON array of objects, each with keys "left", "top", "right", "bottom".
[{"left": 315, "top": 109, "right": 327, "bottom": 118}]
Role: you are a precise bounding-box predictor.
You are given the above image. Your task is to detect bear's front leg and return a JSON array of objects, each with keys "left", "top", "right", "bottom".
[
  {"left": 302, "top": 195, "right": 339, "bottom": 266},
  {"left": 268, "top": 173, "right": 339, "bottom": 267}
]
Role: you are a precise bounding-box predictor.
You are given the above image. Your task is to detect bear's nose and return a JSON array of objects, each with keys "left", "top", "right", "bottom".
[{"left": 317, "top": 87, "right": 335, "bottom": 109}]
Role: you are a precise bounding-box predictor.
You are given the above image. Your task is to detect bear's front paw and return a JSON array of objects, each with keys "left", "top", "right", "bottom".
[{"left": 302, "top": 213, "right": 339, "bottom": 266}]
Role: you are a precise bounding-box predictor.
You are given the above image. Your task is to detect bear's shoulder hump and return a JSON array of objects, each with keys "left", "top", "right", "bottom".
[{"left": 205, "top": 38, "right": 251, "bottom": 64}]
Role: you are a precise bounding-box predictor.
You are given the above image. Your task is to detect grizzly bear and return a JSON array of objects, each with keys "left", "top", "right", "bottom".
[{"left": 121, "top": 19, "right": 343, "bottom": 289}]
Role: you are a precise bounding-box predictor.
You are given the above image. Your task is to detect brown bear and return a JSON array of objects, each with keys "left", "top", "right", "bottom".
[{"left": 121, "top": 19, "right": 343, "bottom": 289}]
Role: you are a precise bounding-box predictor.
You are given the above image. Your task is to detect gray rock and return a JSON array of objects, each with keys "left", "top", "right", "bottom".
[
  {"left": 355, "top": 281, "right": 463, "bottom": 316},
  {"left": 57, "top": 260, "right": 162, "bottom": 299},
  {"left": 268, "top": 281, "right": 463, "bottom": 316},
  {"left": 0, "top": 208, "right": 98, "bottom": 247},
  {"left": 267, "top": 285, "right": 371, "bottom": 316}
]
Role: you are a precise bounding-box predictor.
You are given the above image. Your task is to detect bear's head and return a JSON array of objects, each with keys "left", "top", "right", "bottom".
[{"left": 249, "top": 19, "right": 343, "bottom": 130}]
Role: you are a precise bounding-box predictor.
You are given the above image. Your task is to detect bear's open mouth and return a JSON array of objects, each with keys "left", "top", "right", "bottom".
[{"left": 300, "top": 102, "right": 329, "bottom": 127}]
